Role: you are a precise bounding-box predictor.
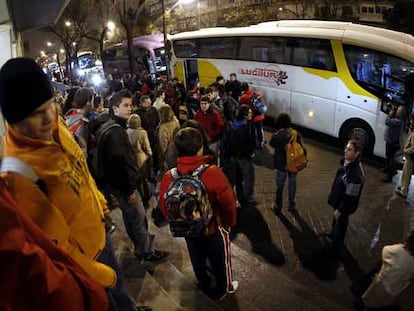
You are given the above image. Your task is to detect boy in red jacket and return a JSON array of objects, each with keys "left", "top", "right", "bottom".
[{"left": 159, "top": 127, "right": 238, "bottom": 300}]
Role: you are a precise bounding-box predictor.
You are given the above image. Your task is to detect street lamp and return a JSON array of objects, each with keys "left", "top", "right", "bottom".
[
  {"left": 107, "top": 20, "right": 116, "bottom": 31},
  {"left": 45, "top": 41, "right": 64, "bottom": 81},
  {"left": 162, "top": 0, "right": 196, "bottom": 81}
]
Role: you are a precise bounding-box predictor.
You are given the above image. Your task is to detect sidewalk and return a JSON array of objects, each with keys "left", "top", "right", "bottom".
[{"left": 110, "top": 129, "right": 414, "bottom": 310}]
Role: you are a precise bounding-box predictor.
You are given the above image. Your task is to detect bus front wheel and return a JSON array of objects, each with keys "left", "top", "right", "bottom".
[{"left": 340, "top": 120, "right": 375, "bottom": 157}]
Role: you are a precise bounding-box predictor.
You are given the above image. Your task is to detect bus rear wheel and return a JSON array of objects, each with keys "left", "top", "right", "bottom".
[{"left": 340, "top": 121, "right": 374, "bottom": 157}]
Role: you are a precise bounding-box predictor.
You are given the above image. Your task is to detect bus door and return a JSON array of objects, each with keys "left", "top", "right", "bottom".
[{"left": 184, "top": 60, "right": 199, "bottom": 90}]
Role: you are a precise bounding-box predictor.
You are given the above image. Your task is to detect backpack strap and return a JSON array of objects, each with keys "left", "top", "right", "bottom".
[
  {"left": 0, "top": 156, "right": 48, "bottom": 195},
  {"left": 191, "top": 164, "right": 209, "bottom": 178},
  {"left": 170, "top": 167, "right": 179, "bottom": 180},
  {"left": 170, "top": 164, "right": 210, "bottom": 180},
  {"left": 289, "top": 129, "right": 298, "bottom": 144}
]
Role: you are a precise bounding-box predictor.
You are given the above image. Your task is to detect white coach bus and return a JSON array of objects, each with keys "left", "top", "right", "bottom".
[{"left": 168, "top": 20, "right": 414, "bottom": 156}]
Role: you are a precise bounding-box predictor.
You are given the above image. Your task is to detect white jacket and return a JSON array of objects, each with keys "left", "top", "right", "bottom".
[{"left": 362, "top": 243, "right": 414, "bottom": 309}]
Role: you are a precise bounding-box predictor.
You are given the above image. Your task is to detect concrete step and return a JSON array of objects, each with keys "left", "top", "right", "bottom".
[
  {"left": 149, "top": 224, "right": 259, "bottom": 311},
  {"left": 152, "top": 260, "right": 221, "bottom": 311},
  {"left": 110, "top": 209, "right": 184, "bottom": 310},
  {"left": 111, "top": 205, "right": 348, "bottom": 310},
  {"left": 110, "top": 209, "right": 221, "bottom": 310},
  {"left": 149, "top": 222, "right": 349, "bottom": 311}
]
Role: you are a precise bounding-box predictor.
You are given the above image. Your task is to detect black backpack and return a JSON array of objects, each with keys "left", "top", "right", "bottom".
[
  {"left": 87, "top": 116, "right": 121, "bottom": 181},
  {"left": 222, "top": 95, "right": 239, "bottom": 122}
]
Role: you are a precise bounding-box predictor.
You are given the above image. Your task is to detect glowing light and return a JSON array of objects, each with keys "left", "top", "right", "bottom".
[
  {"left": 91, "top": 74, "right": 103, "bottom": 86},
  {"left": 107, "top": 21, "right": 116, "bottom": 31},
  {"left": 308, "top": 111, "right": 314, "bottom": 118}
]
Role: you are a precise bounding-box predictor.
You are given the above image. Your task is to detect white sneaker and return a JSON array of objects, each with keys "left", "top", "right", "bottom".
[
  {"left": 218, "top": 280, "right": 239, "bottom": 301},
  {"left": 229, "top": 280, "right": 239, "bottom": 294}
]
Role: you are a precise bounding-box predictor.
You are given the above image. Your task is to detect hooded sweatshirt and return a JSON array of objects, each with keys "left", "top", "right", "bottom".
[
  {"left": 159, "top": 155, "right": 237, "bottom": 234},
  {"left": 2, "top": 111, "right": 116, "bottom": 288}
]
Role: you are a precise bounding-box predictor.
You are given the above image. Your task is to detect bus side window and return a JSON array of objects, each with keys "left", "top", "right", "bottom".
[
  {"left": 292, "top": 47, "right": 307, "bottom": 67},
  {"left": 173, "top": 40, "right": 197, "bottom": 58},
  {"left": 291, "top": 38, "right": 336, "bottom": 71},
  {"left": 197, "top": 37, "right": 236, "bottom": 59}
]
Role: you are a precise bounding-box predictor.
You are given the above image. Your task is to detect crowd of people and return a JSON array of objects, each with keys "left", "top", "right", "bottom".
[{"left": 0, "top": 57, "right": 413, "bottom": 311}]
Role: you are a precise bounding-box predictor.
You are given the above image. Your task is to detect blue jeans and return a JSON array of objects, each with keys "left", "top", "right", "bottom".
[
  {"left": 98, "top": 234, "right": 137, "bottom": 311},
  {"left": 116, "top": 190, "right": 154, "bottom": 256},
  {"left": 275, "top": 170, "right": 296, "bottom": 209}
]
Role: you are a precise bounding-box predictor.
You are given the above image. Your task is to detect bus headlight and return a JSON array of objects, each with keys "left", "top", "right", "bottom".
[{"left": 308, "top": 111, "right": 314, "bottom": 118}]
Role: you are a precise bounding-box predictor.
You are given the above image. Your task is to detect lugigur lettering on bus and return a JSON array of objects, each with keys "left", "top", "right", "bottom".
[{"left": 238, "top": 66, "right": 288, "bottom": 86}]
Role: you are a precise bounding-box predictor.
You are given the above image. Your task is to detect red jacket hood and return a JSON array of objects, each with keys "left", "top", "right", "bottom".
[{"left": 176, "top": 155, "right": 215, "bottom": 174}]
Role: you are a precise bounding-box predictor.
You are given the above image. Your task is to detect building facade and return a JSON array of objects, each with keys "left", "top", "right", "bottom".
[{"left": 143, "top": 0, "right": 394, "bottom": 34}]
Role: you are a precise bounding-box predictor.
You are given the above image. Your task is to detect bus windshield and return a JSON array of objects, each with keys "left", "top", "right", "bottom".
[{"left": 102, "top": 34, "right": 165, "bottom": 78}]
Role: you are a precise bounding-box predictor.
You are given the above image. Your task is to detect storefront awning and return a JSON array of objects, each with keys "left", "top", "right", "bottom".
[{"left": 7, "top": 0, "right": 70, "bottom": 32}]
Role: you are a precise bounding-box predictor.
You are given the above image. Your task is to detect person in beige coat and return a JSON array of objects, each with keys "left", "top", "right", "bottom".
[
  {"left": 396, "top": 113, "right": 414, "bottom": 199},
  {"left": 157, "top": 105, "right": 180, "bottom": 178},
  {"left": 362, "top": 228, "right": 414, "bottom": 310},
  {"left": 127, "top": 114, "right": 153, "bottom": 209}
]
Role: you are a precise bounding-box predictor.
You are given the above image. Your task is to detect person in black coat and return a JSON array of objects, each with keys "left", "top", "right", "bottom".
[
  {"left": 327, "top": 139, "right": 365, "bottom": 249},
  {"left": 228, "top": 105, "right": 257, "bottom": 205},
  {"left": 225, "top": 73, "right": 241, "bottom": 102},
  {"left": 97, "top": 90, "right": 169, "bottom": 263},
  {"left": 270, "top": 113, "right": 304, "bottom": 213}
]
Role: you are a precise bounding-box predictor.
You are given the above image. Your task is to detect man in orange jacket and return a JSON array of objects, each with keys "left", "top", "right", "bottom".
[{"left": 0, "top": 57, "right": 150, "bottom": 311}]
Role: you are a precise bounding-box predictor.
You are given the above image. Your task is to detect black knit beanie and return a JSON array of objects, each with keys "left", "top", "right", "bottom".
[{"left": 0, "top": 57, "right": 53, "bottom": 124}]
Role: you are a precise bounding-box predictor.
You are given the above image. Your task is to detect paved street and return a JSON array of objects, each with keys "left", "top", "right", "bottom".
[
  {"left": 111, "top": 128, "right": 414, "bottom": 310},
  {"left": 233, "top": 128, "right": 414, "bottom": 308}
]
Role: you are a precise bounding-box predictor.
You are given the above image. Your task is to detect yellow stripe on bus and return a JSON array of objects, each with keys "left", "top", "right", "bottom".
[
  {"left": 197, "top": 60, "right": 222, "bottom": 86},
  {"left": 172, "top": 59, "right": 222, "bottom": 88}
]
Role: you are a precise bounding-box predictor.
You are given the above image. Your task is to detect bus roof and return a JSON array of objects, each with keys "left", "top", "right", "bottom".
[
  {"left": 106, "top": 33, "right": 164, "bottom": 51},
  {"left": 169, "top": 20, "right": 414, "bottom": 63}
]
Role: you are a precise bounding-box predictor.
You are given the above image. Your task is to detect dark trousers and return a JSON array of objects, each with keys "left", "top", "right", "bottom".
[
  {"left": 232, "top": 158, "right": 255, "bottom": 204},
  {"left": 98, "top": 234, "right": 137, "bottom": 311},
  {"left": 385, "top": 142, "right": 400, "bottom": 180},
  {"left": 185, "top": 226, "right": 233, "bottom": 297},
  {"left": 137, "top": 177, "right": 151, "bottom": 207},
  {"left": 116, "top": 190, "right": 154, "bottom": 255},
  {"left": 331, "top": 212, "right": 349, "bottom": 248},
  {"left": 254, "top": 120, "right": 264, "bottom": 146}
]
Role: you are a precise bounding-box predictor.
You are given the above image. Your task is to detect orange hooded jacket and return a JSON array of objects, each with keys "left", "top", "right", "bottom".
[{"left": 2, "top": 111, "right": 116, "bottom": 288}]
